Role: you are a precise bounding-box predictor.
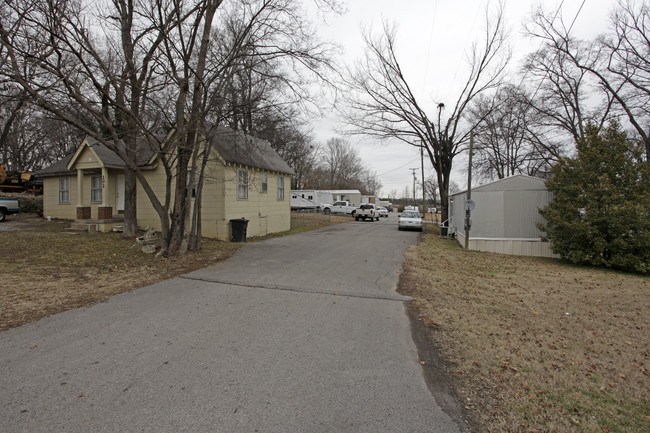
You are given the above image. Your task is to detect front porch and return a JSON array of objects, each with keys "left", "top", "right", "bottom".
[
  {"left": 66, "top": 215, "right": 125, "bottom": 233},
  {"left": 67, "top": 138, "right": 126, "bottom": 226}
]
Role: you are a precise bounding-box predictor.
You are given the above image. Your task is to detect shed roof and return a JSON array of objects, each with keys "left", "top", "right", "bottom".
[{"left": 450, "top": 174, "right": 547, "bottom": 197}]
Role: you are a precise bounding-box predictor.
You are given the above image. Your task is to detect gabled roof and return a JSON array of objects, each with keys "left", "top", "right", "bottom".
[
  {"left": 67, "top": 136, "right": 157, "bottom": 170},
  {"left": 37, "top": 136, "right": 159, "bottom": 177},
  {"left": 37, "top": 127, "right": 295, "bottom": 178},
  {"left": 208, "top": 126, "right": 295, "bottom": 175}
]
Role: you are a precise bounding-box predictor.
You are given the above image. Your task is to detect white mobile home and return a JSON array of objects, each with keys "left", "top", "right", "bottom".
[
  {"left": 290, "top": 190, "right": 333, "bottom": 210},
  {"left": 448, "top": 175, "right": 557, "bottom": 258},
  {"left": 330, "top": 190, "right": 361, "bottom": 205}
]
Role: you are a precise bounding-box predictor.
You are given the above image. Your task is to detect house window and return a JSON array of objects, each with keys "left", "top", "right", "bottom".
[
  {"left": 277, "top": 176, "right": 284, "bottom": 200},
  {"left": 238, "top": 169, "right": 248, "bottom": 199},
  {"left": 261, "top": 173, "right": 268, "bottom": 193},
  {"left": 91, "top": 175, "right": 102, "bottom": 203},
  {"left": 59, "top": 177, "right": 70, "bottom": 204}
]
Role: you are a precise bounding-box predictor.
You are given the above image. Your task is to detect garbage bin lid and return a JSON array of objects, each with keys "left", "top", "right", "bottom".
[{"left": 230, "top": 218, "right": 248, "bottom": 222}]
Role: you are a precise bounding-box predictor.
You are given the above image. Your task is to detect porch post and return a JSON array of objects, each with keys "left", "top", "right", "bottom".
[
  {"left": 76, "top": 169, "right": 84, "bottom": 207},
  {"left": 76, "top": 169, "right": 91, "bottom": 220},
  {"left": 97, "top": 167, "right": 113, "bottom": 220},
  {"left": 101, "top": 167, "right": 108, "bottom": 206}
]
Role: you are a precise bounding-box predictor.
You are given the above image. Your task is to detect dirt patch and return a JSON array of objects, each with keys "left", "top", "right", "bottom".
[{"left": 399, "top": 230, "right": 650, "bottom": 432}]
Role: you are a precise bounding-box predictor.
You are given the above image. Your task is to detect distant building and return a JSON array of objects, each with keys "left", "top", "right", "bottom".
[
  {"left": 448, "top": 175, "right": 557, "bottom": 258},
  {"left": 291, "top": 189, "right": 362, "bottom": 209}
]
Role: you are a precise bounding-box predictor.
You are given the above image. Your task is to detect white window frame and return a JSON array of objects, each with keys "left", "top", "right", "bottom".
[
  {"left": 261, "top": 173, "right": 268, "bottom": 193},
  {"left": 59, "top": 177, "right": 70, "bottom": 204},
  {"left": 90, "top": 175, "right": 102, "bottom": 203},
  {"left": 277, "top": 176, "right": 284, "bottom": 200},
  {"left": 238, "top": 169, "right": 249, "bottom": 200}
]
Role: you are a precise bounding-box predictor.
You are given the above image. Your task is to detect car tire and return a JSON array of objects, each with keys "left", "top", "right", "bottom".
[
  {"left": 324, "top": 208, "right": 331, "bottom": 215},
  {"left": 355, "top": 217, "right": 359, "bottom": 221},
  {"left": 0, "top": 209, "right": 6, "bottom": 222}
]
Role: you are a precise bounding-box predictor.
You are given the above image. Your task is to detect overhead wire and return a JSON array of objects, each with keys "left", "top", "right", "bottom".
[
  {"left": 421, "top": 0, "right": 439, "bottom": 95},
  {"left": 376, "top": 157, "right": 421, "bottom": 177}
]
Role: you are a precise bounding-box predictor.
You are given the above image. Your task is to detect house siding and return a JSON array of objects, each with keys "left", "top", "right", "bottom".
[
  {"left": 43, "top": 169, "right": 120, "bottom": 220},
  {"left": 217, "top": 165, "right": 290, "bottom": 240},
  {"left": 135, "top": 164, "right": 168, "bottom": 230},
  {"left": 43, "top": 177, "right": 76, "bottom": 219}
]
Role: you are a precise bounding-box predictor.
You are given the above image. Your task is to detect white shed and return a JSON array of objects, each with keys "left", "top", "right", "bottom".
[{"left": 448, "top": 175, "right": 557, "bottom": 258}]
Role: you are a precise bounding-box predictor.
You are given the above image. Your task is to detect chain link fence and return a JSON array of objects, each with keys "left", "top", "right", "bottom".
[{"left": 290, "top": 209, "right": 331, "bottom": 229}]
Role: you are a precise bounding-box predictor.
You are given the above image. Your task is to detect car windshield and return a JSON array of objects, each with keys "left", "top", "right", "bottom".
[{"left": 401, "top": 211, "right": 419, "bottom": 218}]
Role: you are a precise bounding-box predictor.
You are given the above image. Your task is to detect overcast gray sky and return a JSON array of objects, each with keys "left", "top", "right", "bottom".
[{"left": 308, "top": 0, "right": 615, "bottom": 198}]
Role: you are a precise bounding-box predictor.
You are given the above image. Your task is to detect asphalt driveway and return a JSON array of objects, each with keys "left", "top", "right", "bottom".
[{"left": 0, "top": 216, "right": 465, "bottom": 432}]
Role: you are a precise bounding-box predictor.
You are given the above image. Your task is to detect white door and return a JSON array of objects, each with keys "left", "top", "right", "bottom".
[{"left": 116, "top": 175, "right": 125, "bottom": 212}]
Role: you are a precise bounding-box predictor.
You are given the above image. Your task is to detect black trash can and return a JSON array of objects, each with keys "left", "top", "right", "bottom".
[{"left": 230, "top": 218, "right": 249, "bottom": 242}]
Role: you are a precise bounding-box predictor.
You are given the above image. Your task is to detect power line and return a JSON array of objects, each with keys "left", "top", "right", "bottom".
[
  {"left": 525, "top": 0, "right": 587, "bottom": 102},
  {"left": 375, "top": 157, "right": 420, "bottom": 176},
  {"left": 421, "top": 0, "right": 439, "bottom": 94}
]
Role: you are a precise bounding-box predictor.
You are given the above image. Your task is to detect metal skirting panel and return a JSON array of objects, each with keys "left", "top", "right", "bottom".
[{"left": 456, "top": 234, "right": 558, "bottom": 258}]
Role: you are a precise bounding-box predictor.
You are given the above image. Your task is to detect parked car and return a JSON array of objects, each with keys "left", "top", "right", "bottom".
[
  {"left": 0, "top": 197, "right": 20, "bottom": 222},
  {"left": 398, "top": 210, "right": 423, "bottom": 231},
  {"left": 377, "top": 206, "right": 389, "bottom": 218}
]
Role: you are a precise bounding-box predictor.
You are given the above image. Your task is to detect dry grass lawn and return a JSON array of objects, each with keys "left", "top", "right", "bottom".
[{"left": 400, "top": 228, "right": 650, "bottom": 432}]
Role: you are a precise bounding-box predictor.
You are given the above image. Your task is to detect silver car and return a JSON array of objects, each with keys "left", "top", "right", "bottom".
[{"left": 398, "top": 211, "right": 423, "bottom": 231}]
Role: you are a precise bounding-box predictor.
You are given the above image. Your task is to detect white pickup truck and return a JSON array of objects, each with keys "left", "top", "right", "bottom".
[
  {"left": 322, "top": 201, "right": 358, "bottom": 215},
  {"left": 0, "top": 197, "right": 20, "bottom": 222},
  {"left": 354, "top": 203, "right": 380, "bottom": 221}
]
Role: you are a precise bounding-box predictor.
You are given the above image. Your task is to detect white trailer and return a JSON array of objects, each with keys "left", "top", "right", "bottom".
[{"left": 290, "top": 190, "right": 334, "bottom": 211}]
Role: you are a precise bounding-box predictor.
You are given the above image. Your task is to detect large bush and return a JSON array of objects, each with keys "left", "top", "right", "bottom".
[
  {"left": 539, "top": 122, "right": 650, "bottom": 273},
  {"left": 19, "top": 196, "right": 43, "bottom": 215}
]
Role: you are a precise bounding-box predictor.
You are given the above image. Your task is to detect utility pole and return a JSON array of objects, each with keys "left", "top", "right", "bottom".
[
  {"left": 409, "top": 167, "right": 418, "bottom": 206},
  {"left": 464, "top": 132, "right": 474, "bottom": 250}
]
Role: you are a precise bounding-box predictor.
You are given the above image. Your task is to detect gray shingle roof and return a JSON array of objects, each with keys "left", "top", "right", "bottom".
[
  {"left": 209, "top": 126, "right": 295, "bottom": 175},
  {"left": 37, "top": 128, "right": 295, "bottom": 178},
  {"left": 35, "top": 154, "right": 75, "bottom": 177},
  {"left": 36, "top": 136, "right": 158, "bottom": 177}
]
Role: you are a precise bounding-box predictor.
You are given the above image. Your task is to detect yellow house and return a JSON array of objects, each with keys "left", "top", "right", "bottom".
[{"left": 37, "top": 127, "right": 295, "bottom": 240}]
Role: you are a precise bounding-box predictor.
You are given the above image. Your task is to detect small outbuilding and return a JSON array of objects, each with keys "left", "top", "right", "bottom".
[{"left": 448, "top": 174, "right": 557, "bottom": 258}]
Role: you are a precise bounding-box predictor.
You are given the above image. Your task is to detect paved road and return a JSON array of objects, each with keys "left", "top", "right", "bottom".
[{"left": 0, "top": 215, "right": 465, "bottom": 432}]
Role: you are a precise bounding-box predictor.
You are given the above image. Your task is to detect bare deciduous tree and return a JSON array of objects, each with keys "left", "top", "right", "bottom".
[
  {"left": 469, "top": 84, "right": 556, "bottom": 180},
  {"left": 1, "top": 0, "right": 339, "bottom": 255},
  {"left": 526, "top": 0, "right": 650, "bottom": 159},
  {"left": 342, "top": 2, "right": 510, "bottom": 225}
]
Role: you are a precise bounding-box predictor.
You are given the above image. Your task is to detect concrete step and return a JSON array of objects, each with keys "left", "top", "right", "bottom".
[{"left": 66, "top": 222, "right": 98, "bottom": 233}]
